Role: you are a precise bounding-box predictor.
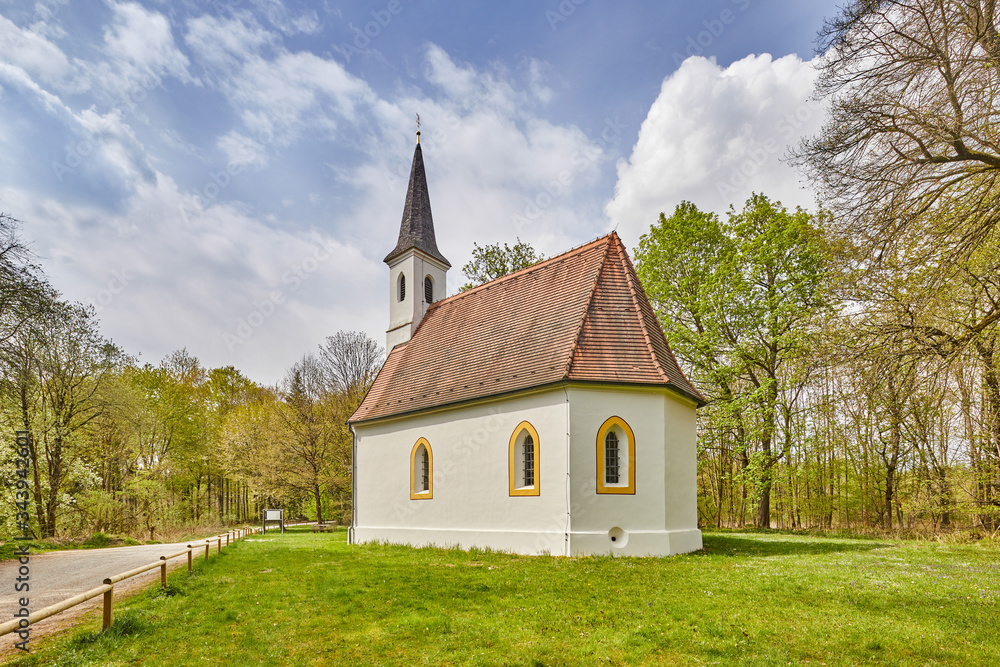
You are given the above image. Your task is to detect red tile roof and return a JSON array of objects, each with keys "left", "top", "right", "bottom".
[{"left": 350, "top": 233, "right": 704, "bottom": 424}]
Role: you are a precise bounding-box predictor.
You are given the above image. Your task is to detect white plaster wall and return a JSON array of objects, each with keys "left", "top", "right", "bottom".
[
  {"left": 663, "top": 393, "right": 699, "bottom": 531},
  {"left": 566, "top": 385, "right": 702, "bottom": 556},
  {"left": 353, "top": 388, "right": 570, "bottom": 555}
]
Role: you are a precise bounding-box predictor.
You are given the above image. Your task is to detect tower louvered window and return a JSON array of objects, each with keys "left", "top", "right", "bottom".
[
  {"left": 424, "top": 276, "right": 433, "bottom": 303},
  {"left": 605, "top": 431, "right": 620, "bottom": 484},
  {"left": 399, "top": 274, "right": 406, "bottom": 302},
  {"left": 523, "top": 435, "right": 534, "bottom": 487}
]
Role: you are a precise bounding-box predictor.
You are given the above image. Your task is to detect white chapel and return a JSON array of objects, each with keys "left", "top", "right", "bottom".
[{"left": 348, "top": 139, "right": 704, "bottom": 557}]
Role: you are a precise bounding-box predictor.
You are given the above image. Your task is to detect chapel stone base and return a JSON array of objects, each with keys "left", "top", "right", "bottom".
[{"left": 351, "top": 526, "right": 703, "bottom": 557}]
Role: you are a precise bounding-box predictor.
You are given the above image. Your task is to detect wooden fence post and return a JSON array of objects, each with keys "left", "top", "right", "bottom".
[
  {"left": 187, "top": 546, "right": 193, "bottom": 572},
  {"left": 205, "top": 541, "right": 210, "bottom": 560},
  {"left": 217, "top": 537, "right": 222, "bottom": 554},
  {"left": 102, "top": 579, "right": 113, "bottom": 630},
  {"left": 159, "top": 556, "right": 167, "bottom": 588}
]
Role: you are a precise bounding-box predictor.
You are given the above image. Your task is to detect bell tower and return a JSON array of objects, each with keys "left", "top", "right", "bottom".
[{"left": 384, "top": 133, "right": 450, "bottom": 350}]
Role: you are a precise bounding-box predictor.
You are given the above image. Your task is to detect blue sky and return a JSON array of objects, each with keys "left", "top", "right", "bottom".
[{"left": 0, "top": 0, "right": 841, "bottom": 383}]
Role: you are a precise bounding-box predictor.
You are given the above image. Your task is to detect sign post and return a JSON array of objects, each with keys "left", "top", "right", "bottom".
[{"left": 262, "top": 508, "right": 284, "bottom": 534}]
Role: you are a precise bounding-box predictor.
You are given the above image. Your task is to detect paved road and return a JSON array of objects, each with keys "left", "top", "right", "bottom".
[
  {"left": 0, "top": 542, "right": 199, "bottom": 611},
  {"left": 0, "top": 540, "right": 219, "bottom": 656}
]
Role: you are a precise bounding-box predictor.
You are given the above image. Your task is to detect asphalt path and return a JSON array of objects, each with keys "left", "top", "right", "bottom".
[{"left": 0, "top": 540, "right": 215, "bottom": 657}]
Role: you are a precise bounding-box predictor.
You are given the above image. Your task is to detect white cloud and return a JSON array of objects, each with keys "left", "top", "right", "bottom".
[
  {"left": 184, "top": 14, "right": 275, "bottom": 72},
  {"left": 76, "top": 106, "right": 155, "bottom": 187},
  {"left": 0, "top": 15, "right": 73, "bottom": 88},
  {"left": 217, "top": 131, "right": 267, "bottom": 169},
  {"left": 424, "top": 44, "right": 480, "bottom": 99},
  {"left": 606, "top": 53, "right": 826, "bottom": 244},
  {"left": 251, "top": 0, "right": 321, "bottom": 36},
  {"left": 528, "top": 59, "right": 554, "bottom": 105},
  {"left": 103, "top": 2, "right": 190, "bottom": 79}
]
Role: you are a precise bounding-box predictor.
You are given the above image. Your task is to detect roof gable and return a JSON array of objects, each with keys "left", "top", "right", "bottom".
[{"left": 352, "top": 233, "right": 703, "bottom": 424}]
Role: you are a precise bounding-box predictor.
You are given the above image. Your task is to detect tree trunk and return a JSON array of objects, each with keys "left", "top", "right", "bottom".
[
  {"left": 978, "top": 336, "right": 1000, "bottom": 528},
  {"left": 756, "top": 482, "right": 772, "bottom": 529},
  {"left": 43, "top": 434, "right": 64, "bottom": 538},
  {"left": 314, "top": 482, "right": 323, "bottom": 525}
]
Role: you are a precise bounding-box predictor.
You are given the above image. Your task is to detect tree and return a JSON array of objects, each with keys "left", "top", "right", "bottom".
[
  {"left": 219, "top": 390, "right": 287, "bottom": 509},
  {"left": 275, "top": 354, "right": 340, "bottom": 524},
  {"left": 318, "top": 331, "right": 384, "bottom": 402},
  {"left": 795, "top": 0, "right": 1000, "bottom": 264},
  {"left": 0, "top": 213, "right": 53, "bottom": 348},
  {"left": 7, "top": 302, "right": 122, "bottom": 537},
  {"left": 460, "top": 238, "right": 544, "bottom": 290},
  {"left": 636, "top": 195, "right": 829, "bottom": 528}
]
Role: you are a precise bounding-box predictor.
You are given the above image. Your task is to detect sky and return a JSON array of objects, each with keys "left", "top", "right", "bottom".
[{"left": 0, "top": 0, "right": 842, "bottom": 384}]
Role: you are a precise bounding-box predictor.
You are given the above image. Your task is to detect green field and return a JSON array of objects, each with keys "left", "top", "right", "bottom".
[{"left": 7, "top": 528, "right": 998, "bottom": 666}]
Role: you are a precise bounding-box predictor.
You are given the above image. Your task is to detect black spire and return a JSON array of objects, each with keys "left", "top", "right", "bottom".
[{"left": 383, "top": 142, "right": 451, "bottom": 267}]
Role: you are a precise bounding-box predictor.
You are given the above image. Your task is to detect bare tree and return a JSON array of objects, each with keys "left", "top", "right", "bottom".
[
  {"left": 796, "top": 1, "right": 1000, "bottom": 264},
  {"left": 318, "top": 331, "right": 384, "bottom": 402},
  {"left": 0, "top": 213, "right": 54, "bottom": 347}
]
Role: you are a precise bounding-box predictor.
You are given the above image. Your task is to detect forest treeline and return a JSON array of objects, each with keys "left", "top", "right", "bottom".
[{"left": 0, "top": 216, "right": 383, "bottom": 540}]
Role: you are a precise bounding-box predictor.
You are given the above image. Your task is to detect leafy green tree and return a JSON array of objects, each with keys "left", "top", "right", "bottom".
[
  {"left": 636, "top": 195, "right": 829, "bottom": 527},
  {"left": 460, "top": 238, "right": 544, "bottom": 291},
  {"left": 6, "top": 302, "right": 123, "bottom": 536}
]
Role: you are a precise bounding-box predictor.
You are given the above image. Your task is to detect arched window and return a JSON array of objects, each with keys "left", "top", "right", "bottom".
[
  {"left": 424, "top": 276, "right": 433, "bottom": 304},
  {"left": 398, "top": 273, "right": 406, "bottom": 302},
  {"left": 509, "top": 421, "right": 540, "bottom": 496},
  {"left": 410, "top": 438, "right": 432, "bottom": 499},
  {"left": 596, "top": 416, "right": 635, "bottom": 494},
  {"left": 604, "top": 431, "right": 619, "bottom": 484}
]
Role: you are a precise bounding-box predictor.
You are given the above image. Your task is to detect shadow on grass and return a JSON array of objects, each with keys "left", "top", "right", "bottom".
[{"left": 702, "top": 533, "right": 894, "bottom": 558}]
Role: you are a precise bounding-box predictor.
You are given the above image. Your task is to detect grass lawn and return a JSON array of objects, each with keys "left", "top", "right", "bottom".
[{"left": 6, "top": 527, "right": 997, "bottom": 666}]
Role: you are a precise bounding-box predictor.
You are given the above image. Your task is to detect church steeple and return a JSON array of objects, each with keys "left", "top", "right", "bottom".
[
  {"left": 384, "top": 137, "right": 450, "bottom": 350},
  {"left": 383, "top": 142, "right": 451, "bottom": 268}
]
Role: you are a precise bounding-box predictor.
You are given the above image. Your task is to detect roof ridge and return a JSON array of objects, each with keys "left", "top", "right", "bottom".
[
  {"left": 563, "top": 237, "right": 614, "bottom": 378},
  {"left": 429, "top": 233, "right": 614, "bottom": 308},
  {"left": 615, "top": 233, "right": 671, "bottom": 385},
  {"left": 617, "top": 234, "right": 705, "bottom": 401}
]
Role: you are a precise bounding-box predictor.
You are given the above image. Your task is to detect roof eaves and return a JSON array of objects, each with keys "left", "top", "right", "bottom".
[{"left": 349, "top": 379, "right": 571, "bottom": 426}]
